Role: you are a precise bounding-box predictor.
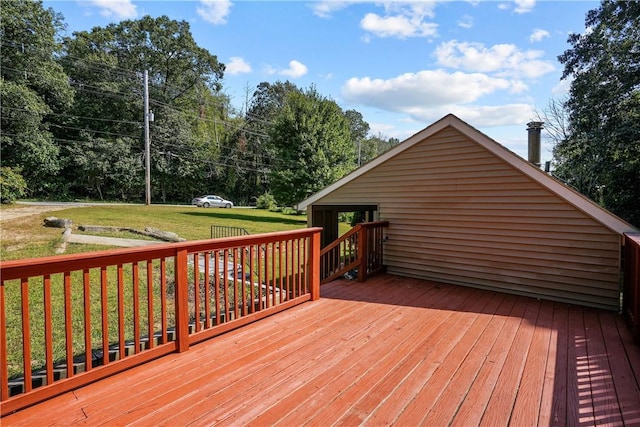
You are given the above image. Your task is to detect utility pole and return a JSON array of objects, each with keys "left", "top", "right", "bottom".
[{"left": 144, "top": 70, "right": 151, "bottom": 205}]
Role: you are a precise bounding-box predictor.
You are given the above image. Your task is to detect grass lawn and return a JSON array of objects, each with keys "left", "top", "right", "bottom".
[{"left": 1, "top": 204, "right": 311, "bottom": 261}]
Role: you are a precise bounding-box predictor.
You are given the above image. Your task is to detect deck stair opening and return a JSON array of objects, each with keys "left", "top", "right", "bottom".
[{"left": 320, "top": 221, "right": 389, "bottom": 284}]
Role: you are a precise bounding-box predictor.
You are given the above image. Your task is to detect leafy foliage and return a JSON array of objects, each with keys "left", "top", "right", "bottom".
[
  {"left": 269, "top": 87, "right": 356, "bottom": 206},
  {"left": 255, "top": 193, "right": 278, "bottom": 210},
  {"left": 556, "top": 0, "right": 640, "bottom": 226},
  {"left": 0, "top": 167, "right": 27, "bottom": 203},
  {"left": 0, "top": 0, "right": 73, "bottom": 194},
  {"left": 0, "top": 6, "right": 390, "bottom": 206}
]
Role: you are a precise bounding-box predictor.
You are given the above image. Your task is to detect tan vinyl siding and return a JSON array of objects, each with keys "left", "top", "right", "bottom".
[{"left": 315, "top": 126, "right": 622, "bottom": 310}]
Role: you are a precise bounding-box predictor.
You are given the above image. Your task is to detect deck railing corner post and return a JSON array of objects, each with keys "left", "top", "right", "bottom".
[
  {"left": 357, "top": 225, "right": 367, "bottom": 282},
  {"left": 175, "top": 248, "right": 190, "bottom": 352},
  {"left": 309, "top": 229, "right": 321, "bottom": 300}
]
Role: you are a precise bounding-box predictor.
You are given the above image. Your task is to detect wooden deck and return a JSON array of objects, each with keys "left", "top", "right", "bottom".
[{"left": 4, "top": 274, "right": 640, "bottom": 426}]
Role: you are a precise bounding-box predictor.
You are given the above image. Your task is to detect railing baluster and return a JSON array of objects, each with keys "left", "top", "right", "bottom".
[
  {"left": 223, "top": 249, "right": 230, "bottom": 321},
  {"left": 204, "top": 252, "right": 211, "bottom": 328},
  {"left": 249, "top": 245, "right": 255, "bottom": 314},
  {"left": 214, "top": 250, "right": 220, "bottom": 325},
  {"left": 233, "top": 248, "right": 242, "bottom": 319},
  {"left": 83, "top": 269, "right": 92, "bottom": 371},
  {"left": 64, "top": 272, "right": 73, "bottom": 379},
  {"left": 0, "top": 280, "right": 7, "bottom": 401},
  {"left": 117, "top": 264, "right": 125, "bottom": 360},
  {"left": 20, "top": 277, "right": 31, "bottom": 392},
  {"left": 257, "top": 245, "right": 264, "bottom": 311},
  {"left": 241, "top": 247, "right": 247, "bottom": 317},
  {"left": 193, "top": 253, "right": 200, "bottom": 333},
  {"left": 160, "top": 258, "right": 167, "bottom": 343},
  {"left": 147, "top": 260, "right": 154, "bottom": 348},
  {"left": 44, "top": 275, "right": 54, "bottom": 385},
  {"left": 132, "top": 262, "right": 140, "bottom": 354},
  {"left": 100, "top": 267, "right": 108, "bottom": 366}
]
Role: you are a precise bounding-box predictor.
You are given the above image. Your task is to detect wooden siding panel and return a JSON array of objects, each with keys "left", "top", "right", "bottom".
[{"left": 315, "top": 126, "right": 622, "bottom": 309}]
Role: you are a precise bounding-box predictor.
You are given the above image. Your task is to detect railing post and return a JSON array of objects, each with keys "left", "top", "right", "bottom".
[
  {"left": 175, "top": 248, "right": 190, "bottom": 352},
  {"left": 309, "top": 230, "right": 321, "bottom": 300},
  {"left": 358, "top": 226, "right": 368, "bottom": 282}
]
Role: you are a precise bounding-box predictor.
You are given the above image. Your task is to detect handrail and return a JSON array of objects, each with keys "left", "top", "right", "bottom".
[
  {"left": 320, "top": 221, "right": 389, "bottom": 285},
  {"left": 624, "top": 233, "right": 640, "bottom": 345},
  {"left": 0, "top": 227, "right": 322, "bottom": 415}
]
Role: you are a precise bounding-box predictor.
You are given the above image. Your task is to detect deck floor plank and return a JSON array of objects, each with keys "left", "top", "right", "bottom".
[
  {"left": 602, "top": 312, "right": 640, "bottom": 425},
  {"left": 3, "top": 274, "right": 640, "bottom": 426},
  {"left": 449, "top": 295, "right": 529, "bottom": 426},
  {"left": 392, "top": 291, "right": 506, "bottom": 426},
  {"left": 583, "top": 308, "right": 623, "bottom": 426},
  {"left": 509, "top": 299, "right": 554, "bottom": 426},
  {"left": 540, "top": 301, "right": 570, "bottom": 426},
  {"left": 478, "top": 298, "right": 541, "bottom": 426}
]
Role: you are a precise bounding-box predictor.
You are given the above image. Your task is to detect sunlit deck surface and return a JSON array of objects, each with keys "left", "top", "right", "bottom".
[{"left": 5, "top": 274, "right": 640, "bottom": 426}]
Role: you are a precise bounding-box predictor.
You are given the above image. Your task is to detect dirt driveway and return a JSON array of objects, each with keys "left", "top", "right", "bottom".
[{"left": 0, "top": 205, "right": 82, "bottom": 223}]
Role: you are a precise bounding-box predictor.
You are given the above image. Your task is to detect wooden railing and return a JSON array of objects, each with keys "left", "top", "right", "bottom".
[
  {"left": 211, "top": 225, "right": 250, "bottom": 239},
  {"left": 624, "top": 233, "right": 640, "bottom": 345},
  {"left": 320, "top": 221, "right": 389, "bottom": 285},
  {"left": 0, "top": 228, "right": 321, "bottom": 416}
]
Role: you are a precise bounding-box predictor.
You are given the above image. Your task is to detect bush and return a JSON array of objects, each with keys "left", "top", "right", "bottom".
[
  {"left": 0, "top": 166, "right": 27, "bottom": 203},
  {"left": 256, "top": 193, "right": 278, "bottom": 210}
]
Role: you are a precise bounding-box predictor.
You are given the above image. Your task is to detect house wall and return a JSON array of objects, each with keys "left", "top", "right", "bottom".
[{"left": 312, "top": 126, "right": 622, "bottom": 310}]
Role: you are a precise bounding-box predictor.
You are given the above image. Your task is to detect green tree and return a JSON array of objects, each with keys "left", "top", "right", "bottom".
[
  {"left": 269, "top": 87, "right": 356, "bottom": 206},
  {"left": 58, "top": 15, "right": 226, "bottom": 202},
  {"left": 239, "top": 81, "right": 301, "bottom": 203},
  {"left": 0, "top": 0, "right": 73, "bottom": 195},
  {"left": 0, "top": 167, "right": 27, "bottom": 203},
  {"left": 556, "top": 0, "right": 640, "bottom": 226},
  {"left": 344, "top": 109, "right": 370, "bottom": 167}
]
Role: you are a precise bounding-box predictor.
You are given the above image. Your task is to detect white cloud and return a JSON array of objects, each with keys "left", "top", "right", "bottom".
[
  {"left": 311, "top": 1, "right": 355, "bottom": 18},
  {"left": 226, "top": 57, "right": 251, "bottom": 75},
  {"left": 435, "top": 40, "right": 554, "bottom": 78},
  {"left": 342, "top": 70, "right": 511, "bottom": 110},
  {"left": 497, "top": 0, "right": 536, "bottom": 13},
  {"left": 514, "top": 0, "right": 536, "bottom": 13},
  {"left": 551, "top": 77, "right": 572, "bottom": 96},
  {"left": 443, "top": 104, "right": 534, "bottom": 127},
  {"left": 341, "top": 68, "right": 537, "bottom": 128},
  {"left": 529, "top": 28, "right": 550, "bottom": 42},
  {"left": 458, "top": 15, "right": 474, "bottom": 29},
  {"left": 361, "top": 13, "right": 438, "bottom": 38},
  {"left": 267, "top": 60, "right": 308, "bottom": 78},
  {"left": 197, "top": 0, "right": 233, "bottom": 25},
  {"left": 85, "top": 0, "right": 137, "bottom": 19},
  {"left": 360, "top": 3, "right": 439, "bottom": 39}
]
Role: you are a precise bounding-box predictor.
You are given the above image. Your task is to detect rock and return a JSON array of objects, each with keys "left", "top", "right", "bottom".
[
  {"left": 44, "top": 217, "right": 72, "bottom": 228},
  {"left": 143, "top": 227, "right": 185, "bottom": 242},
  {"left": 78, "top": 225, "right": 120, "bottom": 233}
]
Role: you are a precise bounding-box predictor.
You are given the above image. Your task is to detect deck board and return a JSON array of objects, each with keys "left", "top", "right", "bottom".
[{"left": 3, "top": 274, "right": 640, "bottom": 426}]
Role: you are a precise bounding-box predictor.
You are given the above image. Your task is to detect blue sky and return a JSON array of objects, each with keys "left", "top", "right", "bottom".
[{"left": 44, "top": 0, "right": 599, "bottom": 163}]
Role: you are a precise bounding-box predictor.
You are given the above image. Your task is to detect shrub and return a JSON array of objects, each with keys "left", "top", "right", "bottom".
[
  {"left": 0, "top": 166, "right": 27, "bottom": 203},
  {"left": 256, "top": 192, "right": 278, "bottom": 210}
]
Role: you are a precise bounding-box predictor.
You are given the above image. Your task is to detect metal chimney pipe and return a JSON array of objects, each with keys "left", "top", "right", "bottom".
[{"left": 527, "top": 121, "right": 544, "bottom": 167}]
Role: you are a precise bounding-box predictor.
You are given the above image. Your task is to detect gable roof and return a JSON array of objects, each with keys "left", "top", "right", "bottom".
[{"left": 296, "top": 114, "right": 636, "bottom": 236}]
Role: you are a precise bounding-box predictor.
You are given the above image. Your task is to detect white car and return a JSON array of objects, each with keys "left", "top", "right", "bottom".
[{"left": 191, "top": 195, "right": 234, "bottom": 208}]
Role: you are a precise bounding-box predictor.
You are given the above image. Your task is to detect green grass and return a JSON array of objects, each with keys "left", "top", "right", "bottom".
[{"left": 1, "top": 205, "right": 310, "bottom": 261}]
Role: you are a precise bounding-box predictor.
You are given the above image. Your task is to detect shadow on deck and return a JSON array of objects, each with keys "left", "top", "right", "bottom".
[{"left": 4, "top": 274, "right": 640, "bottom": 426}]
